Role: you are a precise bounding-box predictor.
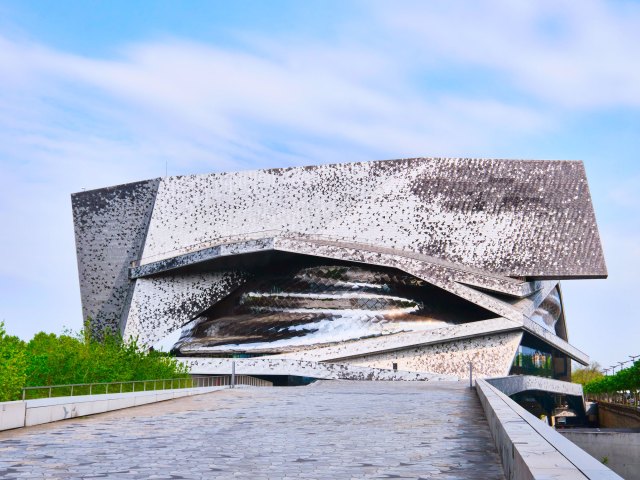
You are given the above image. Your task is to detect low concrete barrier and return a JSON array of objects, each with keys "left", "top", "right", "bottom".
[
  {"left": 476, "top": 379, "right": 621, "bottom": 479},
  {"left": 1, "top": 401, "right": 26, "bottom": 430},
  {"left": 562, "top": 429, "right": 640, "bottom": 480},
  {"left": 0, "top": 386, "right": 227, "bottom": 432},
  {"left": 598, "top": 401, "right": 640, "bottom": 428}
]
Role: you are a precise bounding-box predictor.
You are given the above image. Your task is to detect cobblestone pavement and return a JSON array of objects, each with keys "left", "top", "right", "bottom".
[{"left": 0, "top": 381, "right": 505, "bottom": 479}]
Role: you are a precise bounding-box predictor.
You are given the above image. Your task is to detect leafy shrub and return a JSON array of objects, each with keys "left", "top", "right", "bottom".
[
  {"left": 0, "top": 322, "right": 27, "bottom": 401},
  {"left": 1, "top": 321, "right": 188, "bottom": 401}
]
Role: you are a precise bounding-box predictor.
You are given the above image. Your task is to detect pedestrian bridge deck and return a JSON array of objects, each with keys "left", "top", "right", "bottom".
[{"left": 0, "top": 381, "right": 504, "bottom": 479}]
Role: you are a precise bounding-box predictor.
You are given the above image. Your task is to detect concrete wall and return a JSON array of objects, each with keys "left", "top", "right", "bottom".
[
  {"left": 0, "top": 401, "right": 26, "bottom": 431},
  {"left": 475, "top": 379, "right": 621, "bottom": 479},
  {"left": 562, "top": 430, "right": 640, "bottom": 480},
  {"left": 598, "top": 402, "right": 640, "bottom": 428},
  {"left": 0, "top": 386, "right": 224, "bottom": 432}
]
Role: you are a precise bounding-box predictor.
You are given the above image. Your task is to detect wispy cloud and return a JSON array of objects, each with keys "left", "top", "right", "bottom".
[{"left": 372, "top": 0, "right": 640, "bottom": 108}]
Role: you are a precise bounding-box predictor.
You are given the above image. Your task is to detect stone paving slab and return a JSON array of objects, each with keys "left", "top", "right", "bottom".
[{"left": 0, "top": 381, "right": 504, "bottom": 479}]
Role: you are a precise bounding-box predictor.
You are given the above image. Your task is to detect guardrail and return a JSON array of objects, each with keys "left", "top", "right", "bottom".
[
  {"left": 233, "top": 375, "right": 272, "bottom": 387},
  {"left": 475, "top": 378, "right": 622, "bottom": 479},
  {"left": 21, "top": 375, "right": 272, "bottom": 400}
]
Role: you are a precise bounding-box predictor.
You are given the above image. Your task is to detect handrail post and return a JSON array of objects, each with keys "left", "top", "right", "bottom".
[
  {"left": 231, "top": 361, "right": 236, "bottom": 389},
  {"left": 49, "top": 386, "right": 52, "bottom": 398},
  {"left": 469, "top": 362, "right": 473, "bottom": 388},
  {"left": 22, "top": 389, "right": 25, "bottom": 401},
  {"left": 71, "top": 385, "right": 74, "bottom": 397}
]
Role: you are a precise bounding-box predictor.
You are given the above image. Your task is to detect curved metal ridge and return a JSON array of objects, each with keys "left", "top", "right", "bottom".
[
  {"left": 134, "top": 230, "right": 524, "bottom": 283},
  {"left": 130, "top": 230, "right": 537, "bottom": 297}
]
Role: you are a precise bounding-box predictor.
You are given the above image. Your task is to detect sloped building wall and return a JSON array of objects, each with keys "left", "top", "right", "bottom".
[{"left": 71, "top": 179, "right": 160, "bottom": 336}]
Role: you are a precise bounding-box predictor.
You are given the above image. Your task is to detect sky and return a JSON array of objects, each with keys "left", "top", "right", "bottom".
[{"left": 0, "top": 0, "right": 638, "bottom": 371}]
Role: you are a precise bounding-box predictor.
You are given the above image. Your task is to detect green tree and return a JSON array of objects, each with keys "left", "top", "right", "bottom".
[
  {"left": 25, "top": 325, "right": 188, "bottom": 387},
  {"left": 0, "top": 321, "right": 27, "bottom": 401},
  {"left": 584, "top": 360, "right": 640, "bottom": 406},
  {"left": 572, "top": 362, "right": 604, "bottom": 385},
  {"left": 1, "top": 321, "right": 188, "bottom": 401}
]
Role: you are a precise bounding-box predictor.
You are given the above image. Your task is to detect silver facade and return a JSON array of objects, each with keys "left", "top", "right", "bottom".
[{"left": 72, "top": 157, "right": 606, "bottom": 380}]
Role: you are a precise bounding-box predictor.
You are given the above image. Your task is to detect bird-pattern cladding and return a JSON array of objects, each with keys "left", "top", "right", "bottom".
[
  {"left": 71, "top": 157, "right": 606, "bottom": 351},
  {"left": 142, "top": 158, "right": 606, "bottom": 277},
  {"left": 72, "top": 179, "right": 160, "bottom": 336}
]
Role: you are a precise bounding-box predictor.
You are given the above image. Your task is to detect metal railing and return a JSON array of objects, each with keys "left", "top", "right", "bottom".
[
  {"left": 21, "top": 374, "right": 272, "bottom": 400},
  {"left": 233, "top": 375, "right": 272, "bottom": 387}
]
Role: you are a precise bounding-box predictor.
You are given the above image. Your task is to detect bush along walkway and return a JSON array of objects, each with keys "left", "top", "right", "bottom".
[{"left": 0, "top": 321, "right": 189, "bottom": 402}]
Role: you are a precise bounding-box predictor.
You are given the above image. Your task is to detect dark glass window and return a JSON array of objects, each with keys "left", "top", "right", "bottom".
[{"left": 511, "top": 345, "right": 553, "bottom": 377}]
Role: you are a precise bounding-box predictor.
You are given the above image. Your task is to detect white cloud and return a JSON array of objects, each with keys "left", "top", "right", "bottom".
[
  {"left": 0, "top": 26, "right": 555, "bottom": 184},
  {"left": 372, "top": 0, "right": 640, "bottom": 108}
]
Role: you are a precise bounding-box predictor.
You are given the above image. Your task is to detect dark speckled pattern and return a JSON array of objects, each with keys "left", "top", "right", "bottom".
[
  {"left": 72, "top": 179, "right": 160, "bottom": 336},
  {"left": 124, "top": 271, "right": 247, "bottom": 347},
  {"left": 142, "top": 158, "right": 606, "bottom": 278},
  {"left": 71, "top": 158, "right": 606, "bottom": 348}
]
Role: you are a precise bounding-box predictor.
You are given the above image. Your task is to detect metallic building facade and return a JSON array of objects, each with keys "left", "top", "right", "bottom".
[{"left": 72, "top": 158, "right": 606, "bottom": 383}]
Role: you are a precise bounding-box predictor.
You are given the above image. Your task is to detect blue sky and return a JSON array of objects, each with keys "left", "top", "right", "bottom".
[{"left": 0, "top": 0, "right": 638, "bottom": 370}]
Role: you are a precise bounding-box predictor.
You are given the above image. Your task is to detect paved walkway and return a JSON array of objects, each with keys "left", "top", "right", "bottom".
[{"left": 0, "top": 381, "right": 504, "bottom": 479}]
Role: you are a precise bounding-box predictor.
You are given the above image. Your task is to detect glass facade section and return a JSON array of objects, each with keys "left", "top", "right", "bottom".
[
  {"left": 173, "top": 263, "right": 494, "bottom": 355},
  {"left": 530, "top": 287, "right": 562, "bottom": 333},
  {"left": 511, "top": 345, "right": 554, "bottom": 377}
]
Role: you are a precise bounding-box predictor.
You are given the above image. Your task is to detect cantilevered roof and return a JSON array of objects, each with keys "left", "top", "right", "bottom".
[{"left": 139, "top": 158, "right": 606, "bottom": 279}]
